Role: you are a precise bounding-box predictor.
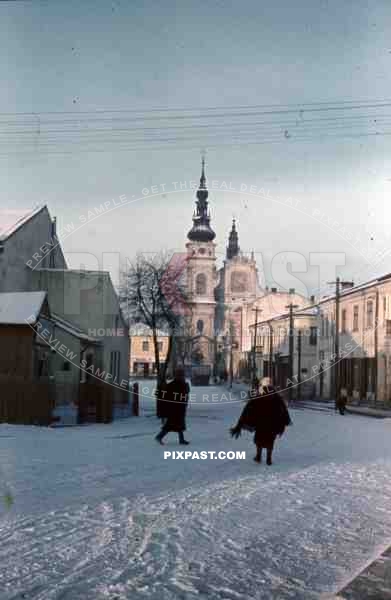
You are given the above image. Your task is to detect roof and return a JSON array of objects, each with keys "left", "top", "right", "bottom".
[
  {"left": 0, "top": 291, "right": 47, "bottom": 325},
  {"left": 0, "top": 206, "right": 45, "bottom": 242},
  {"left": 52, "top": 313, "right": 101, "bottom": 344}
]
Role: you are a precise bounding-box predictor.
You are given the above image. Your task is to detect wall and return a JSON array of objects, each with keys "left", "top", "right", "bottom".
[
  {"left": 130, "top": 334, "right": 169, "bottom": 374},
  {"left": 32, "top": 268, "right": 129, "bottom": 405},
  {"left": 0, "top": 326, "right": 33, "bottom": 378},
  {"left": 0, "top": 206, "right": 67, "bottom": 294}
]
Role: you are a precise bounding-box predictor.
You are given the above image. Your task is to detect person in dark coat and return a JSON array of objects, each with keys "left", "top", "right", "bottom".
[
  {"left": 336, "top": 387, "right": 348, "bottom": 415},
  {"left": 155, "top": 367, "right": 190, "bottom": 445},
  {"left": 230, "top": 377, "right": 292, "bottom": 465}
]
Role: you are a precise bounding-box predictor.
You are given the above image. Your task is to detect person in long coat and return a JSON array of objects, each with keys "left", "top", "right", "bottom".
[
  {"left": 155, "top": 367, "right": 190, "bottom": 445},
  {"left": 336, "top": 386, "right": 348, "bottom": 415},
  {"left": 230, "top": 378, "right": 291, "bottom": 465}
]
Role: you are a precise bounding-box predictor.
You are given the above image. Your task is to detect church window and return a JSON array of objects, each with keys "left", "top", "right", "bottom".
[
  {"left": 197, "top": 319, "right": 204, "bottom": 333},
  {"left": 231, "top": 271, "right": 248, "bottom": 294},
  {"left": 195, "top": 273, "right": 207, "bottom": 295}
]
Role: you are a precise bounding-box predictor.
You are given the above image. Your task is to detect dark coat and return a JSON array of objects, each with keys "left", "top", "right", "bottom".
[
  {"left": 232, "top": 386, "right": 292, "bottom": 448},
  {"left": 336, "top": 389, "right": 348, "bottom": 410},
  {"left": 161, "top": 378, "right": 190, "bottom": 432}
]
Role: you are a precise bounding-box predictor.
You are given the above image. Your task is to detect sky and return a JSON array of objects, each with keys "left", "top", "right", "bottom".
[{"left": 1, "top": 0, "right": 391, "bottom": 296}]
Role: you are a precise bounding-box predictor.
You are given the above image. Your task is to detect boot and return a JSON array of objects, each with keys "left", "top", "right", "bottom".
[
  {"left": 179, "top": 432, "right": 189, "bottom": 445},
  {"left": 254, "top": 447, "right": 262, "bottom": 463},
  {"left": 155, "top": 433, "right": 165, "bottom": 445},
  {"left": 266, "top": 449, "right": 273, "bottom": 466}
]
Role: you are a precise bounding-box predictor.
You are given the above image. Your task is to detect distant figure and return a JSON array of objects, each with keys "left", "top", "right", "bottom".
[
  {"left": 155, "top": 367, "right": 190, "bottom": 445},
  {"left": 336, "top": 387, "right": 348, "bottom": 415},
  {"left": 230, "top": 377, "right": 292, "bottom": 465}
]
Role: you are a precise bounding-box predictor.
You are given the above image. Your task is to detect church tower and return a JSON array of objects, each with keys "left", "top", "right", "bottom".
[
  {"left": 185, "top": 158, "right": 217, "bottom": 368},
  {"left": 226, "top": 218, "right": 239, "bottom": 260}
]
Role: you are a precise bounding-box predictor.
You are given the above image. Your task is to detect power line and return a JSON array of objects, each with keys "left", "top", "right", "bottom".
[
  {"left": 0, "top": 98, "right": 390, "bottom": 117},
  {"left": 1, "top": 111, "right": 389, "bottom": 137},
  {"left": 0, "top": 129, "right": 390, "bottom": 157}
]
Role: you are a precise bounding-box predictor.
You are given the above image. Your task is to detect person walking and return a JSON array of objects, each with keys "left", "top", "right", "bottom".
[
  {"left": 336, "top": 386, "right": 348, "bottom": 415},
  {"left": 155, "top": 367, "right": 190, "bottom": 445},
  {"left": 230, "top": 377, "right": 292, "bottom": 465}
]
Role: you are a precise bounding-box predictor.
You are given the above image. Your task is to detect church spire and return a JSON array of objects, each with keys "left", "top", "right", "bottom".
[
  {"left": 226, "top": 218, "right": 240, "bottom": 260},
  {"left": 199, "top": 156, "right": 206, "bottom": 189},
  {"left": 187, "top": 157, "right": 216, "bottom": 242}
]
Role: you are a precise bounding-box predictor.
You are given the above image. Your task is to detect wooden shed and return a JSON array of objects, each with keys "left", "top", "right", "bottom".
[{"left": 0, "top": 291, "right": 53, "bottom": 424}]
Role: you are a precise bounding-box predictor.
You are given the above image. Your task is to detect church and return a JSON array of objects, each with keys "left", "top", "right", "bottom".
[{"left": 184, "top": 159, "right": 308, "bottom": 380}]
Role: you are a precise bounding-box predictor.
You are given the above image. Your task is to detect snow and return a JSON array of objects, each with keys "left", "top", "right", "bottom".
[
  {"left": 0, "top": 290, "right": 47, "bottom": 324},
  {"left": 1, "top": 385, "right": 391, "bottom": 599},
  {"left": 52, "top": 312, "right": 100, "bottom": 343},
  {"left": 0, "top": 206, "right": 44, "bottom": 241}
]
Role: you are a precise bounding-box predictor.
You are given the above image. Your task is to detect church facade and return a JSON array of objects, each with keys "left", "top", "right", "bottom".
[{"left": 184, "top": 160, "right": 308, "bottom": 379}]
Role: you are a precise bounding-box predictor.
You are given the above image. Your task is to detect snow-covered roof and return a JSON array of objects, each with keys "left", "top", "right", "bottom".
[
  {"left": 0, "top": 206, "right": 45, "bottom": 242},
  {"left": 0, "top": 291, "right": 47, "bottom": 325},
  {"left": 52, "top": 313, "right": 101, "bottom": 344},
  {"left": 129, "top": 323, "right": 168, "bottom": 337}
]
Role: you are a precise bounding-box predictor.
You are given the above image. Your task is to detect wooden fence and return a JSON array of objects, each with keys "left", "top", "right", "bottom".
[
  {"left": 0, "top": 377, "right": 54, "bottom": 425},
  {"left": 78, "top": 382, "right": 114, "bottom": 424},
  {"left": 0, "top": 377, "right": 127, "bottom": 425}
]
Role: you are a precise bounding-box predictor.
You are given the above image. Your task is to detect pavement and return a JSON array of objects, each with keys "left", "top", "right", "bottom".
[
  {"left": 229, "top": 382, "right": 391, "bottom": 419},
  {"left": 335, "top": 545, "right": 391, "bottom": 599}
]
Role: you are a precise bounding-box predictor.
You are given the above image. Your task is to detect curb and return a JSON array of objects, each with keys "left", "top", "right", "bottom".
[{"left": 336, "top": 545, "right": 391, "bottom": 599}]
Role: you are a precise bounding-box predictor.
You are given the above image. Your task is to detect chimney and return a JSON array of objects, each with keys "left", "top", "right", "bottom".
[
  {"left": 49, "top": 217, "right": 57, "bottom": 268},
  {"left": 271, "top": 287, "right": 277, "bottom": 293},
  {"left": 310, "top": 295, "right": 315, "bottom": 304},
  {"left": 341, "top": 281, "right": 354, "bottom": 290},
  {"left": 289, "top": 288, "right": 295, "bottom": 294}
]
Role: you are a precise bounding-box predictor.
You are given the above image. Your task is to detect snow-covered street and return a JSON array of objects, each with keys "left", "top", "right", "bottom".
[{"left": 2, "top": 385, "right": 391, "bottom": 599}]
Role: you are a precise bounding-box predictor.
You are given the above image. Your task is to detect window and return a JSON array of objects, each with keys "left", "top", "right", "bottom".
[
  {"left": 386, "top": 320, "right": 391, "bottom": 336},
  {"left": 195, "top": 273, "right": 207, "bottom": 295},
  {"left": 62, "top": 361, "right": 71, "bottom": 372},
  {"left": 110, "top": 351, "right": 121, "bottom": 381},
  {"left": 158, "top": 341, "right": 163, "bottom": 352},
  {"left": 231, "top": 271, "right": 248, "bottom": 293},
  {"left": 384, "top": 296, "right": 387, "bottom": 319},
  {"left": 341, "top": 308, "right": 347, "bottom": 333},
  {"left": 353, "top": 305, "right": 359, "bottom": 331},
  {"left": 142, "top": 340, "right": 149, "bottom": 352},
  {"left": 309, "top": 326, "right": 317, "bottom": 346},
  {"left": 197, "top": 319, "right": 204, "bottom": 333},
  {"left": 366, "top": 299, "right": 374, "bottom": 328}
]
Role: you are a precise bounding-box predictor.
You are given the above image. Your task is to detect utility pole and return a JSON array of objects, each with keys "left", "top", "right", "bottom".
[
  {"left": 268, "top": 323, "right": 274, "bottom": 381},
  {"left": 229, "top": 320, "right": 235, "bottom": 389},
  {"left": 297, "top": 329, "right": 302, "bottom": 400},
  {"left": 327, "top": 278, "right": 353, "bottom": 404},
  {"left": 251, "top": 307, "right": 262, "bottom": 383},
  {"left": 286, "top": 303, "right": 299, "bottom": 404}
]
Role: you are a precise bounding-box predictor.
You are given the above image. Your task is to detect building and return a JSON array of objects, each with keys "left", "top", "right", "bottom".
[
  {"left": 129, "top": 324, "right": 169, "bottom": 377},
  {"left": 0, "top": 206, "right": 129, "bottom": 422},
  {"left": 315, "top": 275, "right": 391, "bottom": 404},
  {"left": 185, "top": 158, "right": 218, "bottom": 370},
  {"left": 183, "top": 160, "right": 309, "bottom": 379},
  {"left": 32, "top": 268, "right": 129, "bottom": 410},
  {"left": 0, "top": 206, "right": 67, "bottom": 293},
  {"left": 249, "top": 305, "right": 319, "bottom": 399}
]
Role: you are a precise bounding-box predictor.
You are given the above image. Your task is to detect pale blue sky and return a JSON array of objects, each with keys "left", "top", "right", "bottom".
[{"left": 1, "top": 0, "right": 391, "bottom": 294}]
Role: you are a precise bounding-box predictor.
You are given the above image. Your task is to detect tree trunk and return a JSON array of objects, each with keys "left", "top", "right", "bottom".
[{"left": 152, "top": 327, "right": 162, "bottom": 417}]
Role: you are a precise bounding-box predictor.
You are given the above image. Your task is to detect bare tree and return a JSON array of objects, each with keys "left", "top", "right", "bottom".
[{"left": 120, "top": 251, "right": 190, "bottom": 414}]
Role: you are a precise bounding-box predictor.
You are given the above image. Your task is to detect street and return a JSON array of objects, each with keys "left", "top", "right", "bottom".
[{"left": 1, "top": 386, "right": 391, "bottom": 599}]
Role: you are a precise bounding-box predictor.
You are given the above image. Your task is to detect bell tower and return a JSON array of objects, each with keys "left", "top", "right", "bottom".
[{"left": 185, "top": 158, "right": 217, "bottom": 368}]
